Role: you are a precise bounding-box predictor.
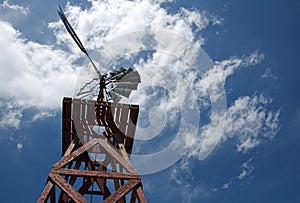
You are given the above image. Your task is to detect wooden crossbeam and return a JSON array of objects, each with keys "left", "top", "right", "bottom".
[
  {"left": 49, "top": 172, "right": 88, "bottom": 203},
  {"left": 102, "top": 179, "right": 140, "bottom": 203},
  {"left": 37, "top": 180, "right": 54, "bottom": 203},
  {"left": 53, "top": 168, "right": 140, "bottom": 179}
]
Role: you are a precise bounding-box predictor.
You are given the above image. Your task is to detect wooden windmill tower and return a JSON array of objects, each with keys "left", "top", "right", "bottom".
[{"left": 38, "top": 6, "right": 147, "bottom": 203}]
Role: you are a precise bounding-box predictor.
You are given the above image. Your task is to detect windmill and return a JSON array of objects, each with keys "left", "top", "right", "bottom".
[{"left": 38, "top": 5, "right": 147, "bottom": 203}]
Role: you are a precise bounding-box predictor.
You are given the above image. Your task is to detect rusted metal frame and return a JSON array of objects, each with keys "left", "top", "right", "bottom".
[
  {"left": 101, "top": 179, "right": 141, "bottom": 203},
  {"left": 37, "top": 180, "right": 54, "bottom": 203},
  {"left": 53, "top": 168, "right": 140, "bottom": 180},
  {"left": 48, "top": 172, "right": 88, "bottom": 203}
]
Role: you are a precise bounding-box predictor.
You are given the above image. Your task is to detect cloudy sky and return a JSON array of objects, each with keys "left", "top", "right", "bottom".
[{"left": 0, "top": 0, "right": 299, "bottom": 202}]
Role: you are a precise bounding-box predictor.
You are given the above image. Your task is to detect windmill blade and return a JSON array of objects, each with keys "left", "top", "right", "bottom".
[
  {"left": 76, "top": 89, "right": 93, "bottom": 97},
  {"left": 57, "top": 5, "right": 102, "bottom": 79},
  {"left": 109, "top": 91, "right": 122, "bottom": 103},
  {"left": 78, "top": 77, "right": 98, "bottom": 91},
  {"left": 119, "top": 71, "right": 141, "bottom": 83},
  {"left": 115, "top": 82, "right": 139, "bottom": 90},
  {"left": 112, "top": 88, "right": 132, "bottom": 98}
]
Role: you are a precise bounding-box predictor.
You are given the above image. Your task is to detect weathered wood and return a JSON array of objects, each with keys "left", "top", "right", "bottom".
[
  {"left": 37, "top": 180, "right": 54, "bottom": 203},
  {"left": 53, "top": 168, "right": 140, "bottom": 179},
  {"left": 136, "top": 186, "right": 148, "bottom": 203},
  {"left": 49, "top": 172, "right": 88, "bottom": 203},
  {"left": 62, "top": 137, "right": 78, "bottom": 158},
  {"left": 49, "top": 184, "right": 56, "bottom": 203},
  {"left": 130, "top": 189, "right": 138, "bottom": 203},
  {"left": 118, "top": 144, "right": 137, "bottom": 174},
  {"left": 96, "top": 138, "right": 137, "bottom": 173},
  {"left": 102, "top": 179, "right": 140, "bottom": 203},
  {"left": 52, "top": 139, "right": 98, "bottom": 169},
  {"left": 62, "top": 98, "right": 72, "bottom": 156}
]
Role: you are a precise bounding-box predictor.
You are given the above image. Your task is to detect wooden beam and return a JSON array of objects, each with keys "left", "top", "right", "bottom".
[
  {"left": 37, "top": 180, "right": 54, "bottom": 203},
  {"left": 118, "top": 144, "right": 137, "bottom": 173},
  {"left": 62, "top": 137, "right": 78, "bottom": 158},
  {"left": 48, "top": 172, "right": 88, "bottom": 203},
  {"left": 96, "top": 138, "right": 137, "bottom": 174},
  {"left": 102, "top": 179, "right": 140, "bottom": 203},
  {"left": 130, "top": 189, "right": 138, "bottom": 203},
  {"left": 136, "top": 186, "right": 147, "bottom": 203},
  {"left": 52, "top": 138, "right": 98, "bottom": 169},
  {"left": 49, "top": 184, "right": 56, "bottom": 203},
  {"left": 53, "top": 168, "right": 140, "bottom": 179}
]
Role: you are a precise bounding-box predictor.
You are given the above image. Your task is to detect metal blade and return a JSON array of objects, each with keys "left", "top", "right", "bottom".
[
  {"left": 115, "top": 82, "right": 139, "bottom": 90},
  {"left": 119, "top": 71, "right": 141, "bottom": 83},
  {"left": 112, "top": 88, "right": 132, "bottom": 98},
  {"left": 109, "top": 91, "right": 122, "bottom": 103}
]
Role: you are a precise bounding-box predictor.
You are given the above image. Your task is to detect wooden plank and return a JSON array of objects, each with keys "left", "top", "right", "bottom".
[
  {"left": 119, "top": 105, "right": 129, "bottom": 135},
  {"left": 48, "top": 172, "right": 88, "bottom": 203},
  {"left": 114, "top": 104, "right": 121, "bottom": 125},
  {"left": 125, "top": 107, "right": 139, "bottom": 154},
  {"left": 37, "top": 180, "right": 54, "bottom": 203},
  {"left": 72, "top": 98, "right": 82, "bottom": 121},
  {"left": 87, "top": 100, "right": 98, "bottom": 125},
  {"left": 53, "top": 168, "right": 140, "bottom": 179},
  {"left": 102, "top": 179, "right": 140, "bottom": 203}
]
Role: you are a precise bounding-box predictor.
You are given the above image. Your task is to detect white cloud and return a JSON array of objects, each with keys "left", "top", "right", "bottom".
[
  {"left": 262, "top": 67, "right": 277, "bottom": 79},
  {"left": 238, "top": 158, "right": 254, "bottom": 180},
  {"left": 189, "top": 94, "right": 280, "bottom": 159},
  {"left": 0, "top": 0, "right": 29, "bottom": 15},
  {"left": 17, "top": 142, "right": 23, "bottom": 152},
  {"left": 0, "top": 20, "right": 79, "bottom": 128},
  {"left": 0, "top": 0, "right": 221, "bottom": 132},
  {"left": 0, "top": 1, "right": 280, "bottom": 185}
]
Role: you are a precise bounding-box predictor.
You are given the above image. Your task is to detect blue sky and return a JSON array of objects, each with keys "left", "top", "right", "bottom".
[{"left": 0, "top": 0, "right": 299, "bottom": 202}]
